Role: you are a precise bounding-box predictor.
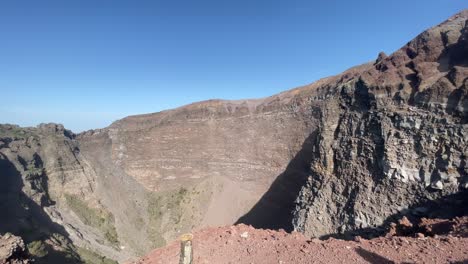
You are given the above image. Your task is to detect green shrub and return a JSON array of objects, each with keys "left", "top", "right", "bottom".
[
  {"left": 147, "top": 195, "right": 166, "bottom": 248},
  {"left": 27, "top": 240, "right": 48, "bottom": 258},
  {"left": 146, "top": 187, "right": 192, "bottom": 248},
  {"left": 0, "top": 126, "right": 34, "bottom": 139},
  {"left": 104, "top": 228, "right": 119, "bottom": 246},
  {"left": 65, "top": 194, "right": 119, "bottom": 247},
  {"left": 77, "top": 247, "right": 118, "bottom": 264},
  {"left": 25, "top": 236, "right": 81, "bottom": 264}
]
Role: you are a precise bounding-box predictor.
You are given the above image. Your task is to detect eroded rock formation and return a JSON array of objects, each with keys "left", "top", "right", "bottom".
[{"left": 292, "top": 10, "right": 468, "bottom": 238}]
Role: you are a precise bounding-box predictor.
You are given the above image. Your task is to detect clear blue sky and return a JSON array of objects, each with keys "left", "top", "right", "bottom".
[{"left": 0, "top": 1, "right": 465, "bottom": 132}]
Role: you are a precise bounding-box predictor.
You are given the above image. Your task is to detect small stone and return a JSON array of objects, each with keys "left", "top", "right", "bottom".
[
  {"left": 398, "top": 216, "right": 413, "bottom": 228},
  {"left": 416, "top": 233, "right": 425, "bottom": 238},
  {"left": 240, "top": 232, "right": 249, "bottom": 238},
  {"left": 307, "top": 238, "right": 321, "bottom": 244},
  {"left": 431, "top": 180, "right": 444, "bottom": 190},
  {"left": 354, "top": 236, "right": 363, "bottom": 242}
]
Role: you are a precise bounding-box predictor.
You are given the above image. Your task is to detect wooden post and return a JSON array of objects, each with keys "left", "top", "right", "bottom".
[{"left": 179, "top": 233, "right": 193, "bottom": 264}]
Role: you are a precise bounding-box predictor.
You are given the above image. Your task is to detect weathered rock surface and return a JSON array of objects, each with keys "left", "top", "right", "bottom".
[
  {"left": 292, "top": 10, "right": 468, "bottom": 238},
  {"left": 0, "top": 124, "right": 120, "bottom": 263},
  {"left": 0, "top": 233, "right": 29, "bottom": 264}
]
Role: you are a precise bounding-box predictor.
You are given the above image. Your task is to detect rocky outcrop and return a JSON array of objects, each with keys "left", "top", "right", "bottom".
[
  {"left": 0, "top": 233, "right": 29, "bottom": 264},
  {"left": 0, "top": 124, "right": 120, "bottom": 263},
  {"left": 292, "top": 10, "right": 468, "bottom": 238}
]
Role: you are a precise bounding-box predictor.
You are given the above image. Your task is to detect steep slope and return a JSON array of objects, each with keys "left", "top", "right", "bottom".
[
  {"left": 292, "top": 9, "right": 468, "bottom": 238},
  {"left": 0, "top": 124, "right": 123, "bottom": 263},
  {"left": 77, "top": 62, "right": 368, "bottom": 241}
]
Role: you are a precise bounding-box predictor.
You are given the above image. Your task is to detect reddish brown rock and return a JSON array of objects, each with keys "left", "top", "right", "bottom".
[{"left": 130, "top": 220, "right": 468, "bottom": 264}]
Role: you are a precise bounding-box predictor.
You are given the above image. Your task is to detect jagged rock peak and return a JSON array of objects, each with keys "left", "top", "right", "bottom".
[{"left": 375, "top": 51, "right": 388, "bottom": 64}]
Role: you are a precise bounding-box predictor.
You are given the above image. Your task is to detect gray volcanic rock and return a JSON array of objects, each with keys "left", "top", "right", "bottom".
[
  {"left": 0, "top": 124, "right": 121, "bottom": 263},
  {"left": 292, "top": 10, "right": 468, "bottom": 238}
]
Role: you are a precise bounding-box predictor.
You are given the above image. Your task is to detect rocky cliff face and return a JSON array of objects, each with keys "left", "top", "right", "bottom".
[
  {"left": 292, "top": 10, "right": 468, "bottom": 238},
  {"left": 0, "top": 10, "right": 467, "bottom": 264},
  {"left": 77, "top": 87, "right": 320, "bottom": 247},
  {"left": 0, "top": 124, "right": 122, "bottom": 263}
]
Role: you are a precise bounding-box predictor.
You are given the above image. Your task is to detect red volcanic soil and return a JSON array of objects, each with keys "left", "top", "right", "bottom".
[{"left": 131, "top": 217, "right": 468, "bottom": 264}]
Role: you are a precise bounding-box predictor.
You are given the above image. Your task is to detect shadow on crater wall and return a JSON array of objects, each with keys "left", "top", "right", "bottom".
[
  {"left": 0, "top": 154, "right": 80, "bottom": 263},
  {"left": 235, "top": 131, "right": 317, "bottom": 231}
]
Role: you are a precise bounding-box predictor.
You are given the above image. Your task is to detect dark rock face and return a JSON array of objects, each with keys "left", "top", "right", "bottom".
[
  {"left": 292, "top": 10, "right": 468, "bottom": 238},
  {"left": 0, "top": 124, "right": 123, "bottom": 263}
]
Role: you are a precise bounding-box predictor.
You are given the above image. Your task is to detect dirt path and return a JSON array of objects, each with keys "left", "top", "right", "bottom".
[{"left": 131, "top": 217, "right": 468, "bottom": 264}]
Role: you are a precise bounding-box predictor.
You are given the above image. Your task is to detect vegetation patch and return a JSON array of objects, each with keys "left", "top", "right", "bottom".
[
  {"left": 24, "top": 234, "right": 80, "bottom": 264},
  {"left": 77, "top": 247, "right": 118, "bottom": 264},
  {"left": 26, "top": 238, "right": 117, "bottom": 264},
  {"left": 27, "top": 240, "right": 48, "bottom": 258},
  {"left": 147, "top": 187, "right": 190, "bottom": 248},
  {"left": 64, "top": 194, "right": 119, "bottom": 247},
  {"left": 146, "top": 185, "right": 211, "bottom": 249},
  {"left": 147, "top": 194, "right": 167, "bottom": 248},
  {"left": 0, "top": 125, "right": 34, "bottom": 140},
  {"left": 25, "top": 166, "right": 44, "bottom": 178}
]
